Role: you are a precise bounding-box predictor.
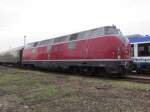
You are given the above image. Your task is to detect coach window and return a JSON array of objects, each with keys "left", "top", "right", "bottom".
[
  {"left": 138, "top": 43, "right": 150, "bottom": 56},
  {"left": 131, "top": 44, "right": 134, "bottom": 57},
  {"left": 148, "top": 46, "right": 150, "bottom": 53}
]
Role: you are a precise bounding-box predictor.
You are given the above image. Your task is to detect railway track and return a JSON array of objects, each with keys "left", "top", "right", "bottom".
[{"left": 125, "top": 75, "right": 150, "bottom": 83}]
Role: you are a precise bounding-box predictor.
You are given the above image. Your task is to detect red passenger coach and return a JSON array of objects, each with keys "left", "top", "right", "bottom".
[{"left": 22, "top": 26, "right": 131, "bottom": 76}]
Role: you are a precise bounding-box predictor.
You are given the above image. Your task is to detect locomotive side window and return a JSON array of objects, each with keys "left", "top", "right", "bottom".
[
  {"left": 37, "top": 39, "right": 54, "bottom": 46},
  {"left": 37, "top": 40, "right": 49, "bottom": 46},
  {"left": 69, "top": 33, "right": 78, "bottom": 41},
  {"left": 138, "top": 43, "right": 150, "bottom": 56},
  {"left": 54, "top": 36, "right": 68, "bottom": 43},
  {"left": 33, "top": 42, "right": 38, "bottom": 47},
  {"left": 78, "top": 32, "right": 85, "bottom": 39},
  {"left": 48, "top": 39, "right": 54, "bottom": 45},
  {"left": 25, "top": 43, "right": 35, "bottom": 48},
  {"left": 131, "top": 44, "right": 134, "bottom": 57},
  {"left": 90, "top": 28, "right": 104, "bottom": 38},
  {"left": 83, "top": 30, "right": 92, "bottom": 39}
]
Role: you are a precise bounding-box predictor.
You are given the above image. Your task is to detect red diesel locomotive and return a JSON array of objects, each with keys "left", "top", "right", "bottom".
[{"left": 22, "top": 26, "right": 131, "bottom": 75}]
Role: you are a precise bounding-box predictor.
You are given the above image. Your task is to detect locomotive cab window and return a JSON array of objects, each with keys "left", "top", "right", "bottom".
[
  {"left": 138, "top": 43, "right": 150, "bottom": 57},
  {"left": 104, "top": 26, "right": 118, "bottom": 35}
]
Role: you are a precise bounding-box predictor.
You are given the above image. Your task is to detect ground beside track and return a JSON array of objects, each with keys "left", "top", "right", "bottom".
[{"left": 0, "top": 66, "right": 150, "bottom": 112}]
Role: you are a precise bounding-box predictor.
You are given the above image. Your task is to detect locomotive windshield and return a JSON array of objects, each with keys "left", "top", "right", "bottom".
[{"left": 104, "top": 26, "right": 118, "bottom": 35}]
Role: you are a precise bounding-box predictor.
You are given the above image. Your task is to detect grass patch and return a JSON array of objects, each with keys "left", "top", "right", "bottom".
[
  {"left": 0, "top": 74, "right": 37, "bottom": 86},
  {"left": 0, "top": 66, "right": 149, "bottom": 112},
  {"left": 21, "top": 85, "right": 59, "bottom": 103}
]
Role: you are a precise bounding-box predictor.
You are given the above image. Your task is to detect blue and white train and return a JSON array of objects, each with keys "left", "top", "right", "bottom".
[{"left": 128, "top": 35, "right": 150, "bottom": 72}]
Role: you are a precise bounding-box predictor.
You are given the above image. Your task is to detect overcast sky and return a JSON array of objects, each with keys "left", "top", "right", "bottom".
[{"left": 0, "top": 0, "right": 150, "bottom": 51}]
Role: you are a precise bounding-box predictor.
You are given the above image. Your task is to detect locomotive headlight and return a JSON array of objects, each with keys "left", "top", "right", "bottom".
[{"left": 117, "top": 48, "right": 121, "bottom": 59}]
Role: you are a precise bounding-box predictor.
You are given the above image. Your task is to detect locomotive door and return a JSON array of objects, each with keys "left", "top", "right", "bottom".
[
  {"left": 83, "top": 39, "right": 89, "bottom": 59},
  {"left": 47, "top": 45, "right": 52, "bottom": 60},
  {"left": 32, "top": 42, "right": 38, "bottom": 60},
  {"left": 32, "top": 48, "right": 37, "bottom": 60},
  {"left": 50, "top": 45, "right": 60, "bottom": 60}
]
